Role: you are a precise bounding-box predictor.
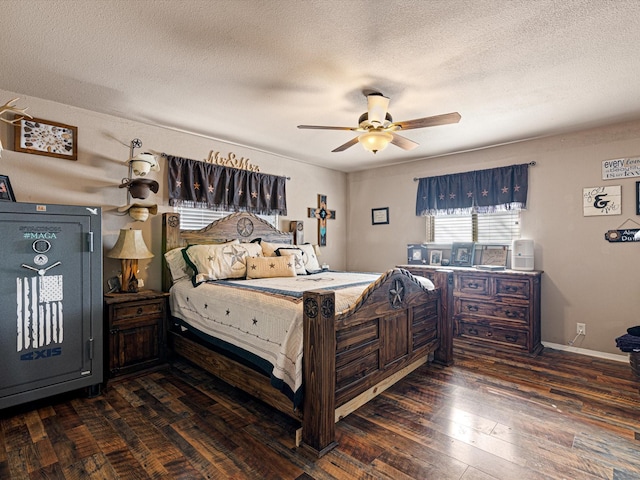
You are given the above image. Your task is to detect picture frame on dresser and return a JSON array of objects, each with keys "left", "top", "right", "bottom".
[
  {"left": 479, "top": 245, "right": 508, "bottom": 267},
  {"left": 407, "top": 244, "right": 428, "bottom": 264},
  {"left": 451, "top": 242, "right": 475, "bottom": 267},
  {"left": 429, "top": 250, "right": 442, "bottom": 266}
]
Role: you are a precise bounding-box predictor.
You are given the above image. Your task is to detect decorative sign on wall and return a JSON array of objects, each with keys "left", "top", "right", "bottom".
[
  {"left": 604, "top": 229, "right": 640, "bottom": 242},
  {"left": 602, "top": 156, "right": 640, "bottom": 180},
  {"left": 203, "top": 150, "right": 260, "bottom": 172},
  {"left": 583, "top": 185, "right": 621, "bottom": 216},
  {"left": 604, "top": 218, "right": 640, "bottom": 242}
]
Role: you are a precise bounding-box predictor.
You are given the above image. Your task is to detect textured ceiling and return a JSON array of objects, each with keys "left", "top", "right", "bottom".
[{"left": 2, "top": 0, "right": 640, "bottom": 172}]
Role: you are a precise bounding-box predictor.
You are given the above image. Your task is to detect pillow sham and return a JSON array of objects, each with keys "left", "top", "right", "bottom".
[
  {"left": 275, "top": 247, "right": 306, "bottom": 275},
  {"left": 237, "top": 242, "right": 263, "bottom": 258},
  {"left": 164, "top": 247, "right": 192, "bottom": 282},
  {"left": 297, "top": 243, "right": 322, "bottom": 272},
  {"left": 260, "top": 240, "right": 294, "bottom": 257},
  {"left": 183, "top": 240, "right": 250, "bottom": 285},
  {"left": 246, "top": 255, "right": 297, "bottom": 279}
]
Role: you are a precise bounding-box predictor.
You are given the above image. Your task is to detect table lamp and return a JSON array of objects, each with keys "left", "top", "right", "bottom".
[{"left": 107, "top": 229, "right": 154, "bottom": 293}]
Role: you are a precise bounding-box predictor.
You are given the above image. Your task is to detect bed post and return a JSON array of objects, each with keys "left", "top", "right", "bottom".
[
  {"left": 302, "top": 289, "right": 337, "bottom": 457},
  {"left": 432, "top": 269, "right": 454, "bottom": 366}
]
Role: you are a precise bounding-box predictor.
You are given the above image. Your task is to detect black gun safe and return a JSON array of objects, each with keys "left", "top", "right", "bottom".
[{"left": 0, "top": 202, "right": 103, "bottom": 409}]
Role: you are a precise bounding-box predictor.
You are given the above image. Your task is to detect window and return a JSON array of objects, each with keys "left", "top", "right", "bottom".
[
  {"left": 175, "top": 206, "right": 277, "bottom": 230},
  {"left": 429, "top": 210, "right": 521, "bottom": 244}
]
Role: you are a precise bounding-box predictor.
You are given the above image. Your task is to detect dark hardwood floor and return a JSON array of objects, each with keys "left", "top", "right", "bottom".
[{"left": 2, "top": 341, "right": 639, "bottom": 479}]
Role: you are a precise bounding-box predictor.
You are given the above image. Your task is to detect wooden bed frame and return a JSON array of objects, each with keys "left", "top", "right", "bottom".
[{"left": 161, "top": 212, "right": 453, "bottom": 457}]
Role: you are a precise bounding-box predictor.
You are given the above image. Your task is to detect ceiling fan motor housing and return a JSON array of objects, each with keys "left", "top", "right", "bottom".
[{"left": 358, "top": 112, "right": 393, "bottom": 129}]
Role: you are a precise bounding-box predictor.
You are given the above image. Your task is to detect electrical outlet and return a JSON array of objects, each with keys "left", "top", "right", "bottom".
[{"left": 577, "top": 323, "right": 586, "bottom": 335}]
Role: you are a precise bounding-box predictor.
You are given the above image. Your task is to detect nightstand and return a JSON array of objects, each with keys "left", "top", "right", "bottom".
[{"left": 104, "top": 290, "right": 170, "bottom": 379}]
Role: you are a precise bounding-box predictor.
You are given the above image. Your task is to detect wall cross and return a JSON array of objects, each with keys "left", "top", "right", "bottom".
[{"left": 308, "top": 194, "right": 335, "bottom": 247}]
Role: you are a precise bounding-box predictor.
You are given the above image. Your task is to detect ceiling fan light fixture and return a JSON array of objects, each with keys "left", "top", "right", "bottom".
[{"left": 358, "top": 130, "right": 393, "bottom": 154}]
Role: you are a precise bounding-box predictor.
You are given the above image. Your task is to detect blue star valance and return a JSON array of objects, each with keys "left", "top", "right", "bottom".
[
  {"left": 416, "top": 163, "right": 529, "bottom": 216},
  {"left": 167, "top": 155, "right": 287, "bottom": 216}
]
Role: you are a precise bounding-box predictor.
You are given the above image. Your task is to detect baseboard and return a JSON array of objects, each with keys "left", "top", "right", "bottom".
[{"left": 543, "top": 341, "right": 629, "bottom": 363}]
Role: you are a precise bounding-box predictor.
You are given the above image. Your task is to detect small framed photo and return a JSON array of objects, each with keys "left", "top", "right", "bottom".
[
  {"left": 14, "top": 117, "right": 78, "bottom": 161},
  {"left": 0, "top": 175, "right": 16, "bottom": 202},
  {"left": 407, "top": 244, "right": 427, "bottom": 264},
  {"left": 451, "top": 242, "right": 475, "bottom": 267},
  {"left": 479, "top": 245, "right": 508, "bottom": 266},
  {"left": 429, "top": 250, "right": 442, "bottom": 266},
  {"left": 372, "top": 207, "right": 389, "bottom": 225}
]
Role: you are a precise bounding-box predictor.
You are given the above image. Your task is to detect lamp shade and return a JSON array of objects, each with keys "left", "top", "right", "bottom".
[
  {"left": 106, "top": 229, "right": 154, "bottom": 260},
  {"left": 358, "top": 130, "right": 393, "bottom": 154}
]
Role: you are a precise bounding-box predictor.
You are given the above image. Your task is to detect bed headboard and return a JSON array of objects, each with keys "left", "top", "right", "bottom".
[{"left": 161, "top": 212, "right": 293, "bottom": 291}]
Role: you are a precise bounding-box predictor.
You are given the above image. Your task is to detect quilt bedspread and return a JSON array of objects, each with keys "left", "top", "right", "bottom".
[{"left": 169, "top": 271, "right": 435, "bottom": 407}]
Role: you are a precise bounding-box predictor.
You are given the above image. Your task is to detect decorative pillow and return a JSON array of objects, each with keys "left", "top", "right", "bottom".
[
  {"left": 297, "top": 243, "right": 322, "bottom": 272},
  {"left": 275, "top": 247, "right": 306, "bottom": 275},
  {"left": 164, "top": 247, "right": 192, "bottom": 282},
  {"left": 260, "top": 240, "right": 294, "bottom": 257},
  {"left": 246, "top": 255, "right": 297, "bottom": 279},
  {"left": 237, "top": 242, "right": 263, "bottom": 258},
  {"left": 183, "top": 240, "right": 250, "bottom": 285}
]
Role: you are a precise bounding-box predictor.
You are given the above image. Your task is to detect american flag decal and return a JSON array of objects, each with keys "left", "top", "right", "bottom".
[{"left": 16, "top": 275, "right": 64, "bottom": 352}]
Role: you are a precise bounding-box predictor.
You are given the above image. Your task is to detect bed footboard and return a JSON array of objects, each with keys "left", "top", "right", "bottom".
[{"left": 301, "top": 268, "right": 452, "bottom": 456}]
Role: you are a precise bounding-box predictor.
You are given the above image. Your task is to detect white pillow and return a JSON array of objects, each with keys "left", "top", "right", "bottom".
[
  {"left": 275, "top": 247, "right": 306, "bottom": 275},
  {"left": 246, "top": 256, "right": 297, "bottom": 279},
  {"left": 164, "top": 247, "right": 192, "bottom": 282},
  {"left": 184, "top": 240, "right": 249, "bottom": 284},
  {"left": 297, "top": 243, "right": 322, "bottom": 272}
]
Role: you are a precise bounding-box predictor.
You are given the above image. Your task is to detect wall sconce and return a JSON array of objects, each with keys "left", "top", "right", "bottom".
[
  {"left": 106, "top": 228, "right": 154, "bottom": 293},
  {"left": 119, "top": 138, "right": 159, "bottom": 221}
]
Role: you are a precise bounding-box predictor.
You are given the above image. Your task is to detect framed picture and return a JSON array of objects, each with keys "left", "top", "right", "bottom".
[
  {"left": 636, "top": 181, "right": 640, "bottom": 215},
  {"left": 372, "top": 207, "right": 389, "bottom": 225},
  {"left": 407, "top": 244, "right": 427, "bottom": 264},
  {"left": 14, "top": 117, "right": 78, "bottom": 160},
  {"left": 451, "top": 242, "right": 475, "bottom": 267},
  {"left": 0, "top": 175, "right": 16, "bottom": 202},
  {"left": 479, "top": 245, "right": 508, "bottom": 266},
  {"left": 429, "top": 250, "right": 442, "bottom": 266}
]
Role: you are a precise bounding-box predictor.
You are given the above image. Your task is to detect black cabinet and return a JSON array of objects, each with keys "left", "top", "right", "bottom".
[{"left": 0, "top": 202, "right": 102, "bottom": 408}]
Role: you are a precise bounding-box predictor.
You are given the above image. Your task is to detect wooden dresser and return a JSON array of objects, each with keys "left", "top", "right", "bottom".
[
  {"left": 399, "top": 265, "right": 543, "bottom": 354},
  {"left": 104, "top": 290, "right": 170, "bottom": 379}
]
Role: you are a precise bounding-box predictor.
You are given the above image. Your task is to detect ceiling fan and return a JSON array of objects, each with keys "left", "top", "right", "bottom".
[{"left": 298, "top": 93, "right": 461, "bottom": 154}]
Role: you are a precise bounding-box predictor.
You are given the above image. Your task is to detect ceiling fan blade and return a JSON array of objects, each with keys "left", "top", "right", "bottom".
[
  {"left": 390, "top": 133, "right": 419, "bottom": 151},
  {"left": 297, "top": 124, "right": 356, "bottom": 131},
  {"left": 367, "top": 93, "right": 390, "bottom": 125},
  {"left": 394, "top": 112, "right": 461, "bottom": 130},
  {"left": 332, "top": 136, "right": 360, "bottom": 152}
]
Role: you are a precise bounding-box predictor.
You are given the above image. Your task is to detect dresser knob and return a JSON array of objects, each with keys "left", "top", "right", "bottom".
[{"left": 137, "top": 307, "right": 143, "bottom": 315}]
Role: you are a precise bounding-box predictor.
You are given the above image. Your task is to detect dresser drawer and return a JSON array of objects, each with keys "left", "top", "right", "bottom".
[
  {"left": 458, "top": 322, "right": 529, "bottom": 349},
  {"left": 455, "top": 275, "right": 490, "bottom": 296},
  {"left": 112, "top": 300, "right": 165, "bottom": 320},
  {"left": 455, "top": 299, "right": 529, "bottom": 325},
  {"left": 495, "top": 277, "right": 530, "bottom": 300}
]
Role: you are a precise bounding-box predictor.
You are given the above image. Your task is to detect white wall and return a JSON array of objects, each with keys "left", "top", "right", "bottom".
[
  {"left": 347, "top": 120, "right": 640, "bottom": 355},
  {"left": 0, "top": 89, "right": 347, "bottom": 291}
]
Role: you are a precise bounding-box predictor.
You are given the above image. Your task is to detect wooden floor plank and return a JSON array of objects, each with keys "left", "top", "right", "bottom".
[{"left": 0, "top": 340, "right": 638, "bottom": 479}]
